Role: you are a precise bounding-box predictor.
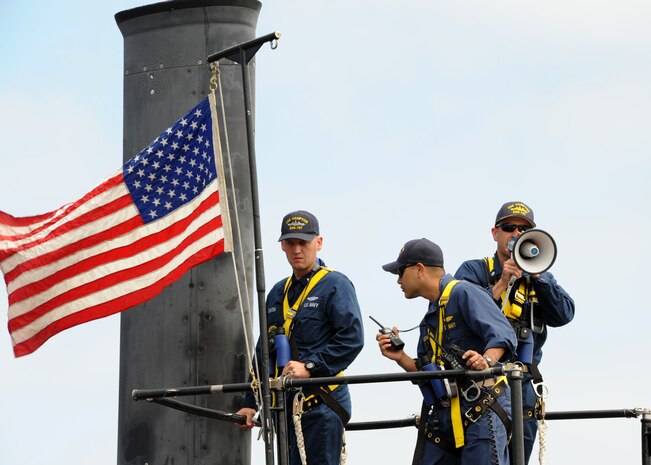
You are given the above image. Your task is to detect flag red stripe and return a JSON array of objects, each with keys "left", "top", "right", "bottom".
[
  {"left": 4, "top": 207, "right": 140, "bottom": 286},
  {"left": 8, "top": 213, "right": 223, "bottom": 333},
  {"left": 0, "top": 173, "right": 123, "bottom": 239},
  {"left": 0, "top": 191, "right": 133, "bottom": 268},
  {"left": 8, "top": 190, "right": 220, "bottom": 305},
  {"left": 11, "top": 240, "right": 225, "bottom": 357}
]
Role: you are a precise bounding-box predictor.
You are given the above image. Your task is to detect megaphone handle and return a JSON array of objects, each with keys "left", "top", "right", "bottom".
[{"left": 501, "top": 276, "right": 517, "bottom": 312}]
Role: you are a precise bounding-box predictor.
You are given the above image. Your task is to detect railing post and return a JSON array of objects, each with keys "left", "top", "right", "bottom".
[
  {"left": 507, "top": 364, "right": 525, "bottom": 465},
  {"left": 642, "top": 409, "right": 651, "bottom": 465}
]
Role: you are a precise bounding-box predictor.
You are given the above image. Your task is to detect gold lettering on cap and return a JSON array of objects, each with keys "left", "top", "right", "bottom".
[
  {"left": 506, "top": 203, "right": 530, "bottom": 216},
  {"left": 286, "top": 216, "right": 309, "bottom": 231}
]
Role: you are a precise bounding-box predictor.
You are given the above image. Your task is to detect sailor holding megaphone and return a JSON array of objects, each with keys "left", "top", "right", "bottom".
[{"left": 454, "top": 201, "right": 575, "bottom": 465}]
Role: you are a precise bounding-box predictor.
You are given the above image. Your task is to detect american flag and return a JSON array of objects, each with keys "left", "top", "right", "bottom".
[{"left": 0, "top": 95, "right": 232, "bottom": 357}]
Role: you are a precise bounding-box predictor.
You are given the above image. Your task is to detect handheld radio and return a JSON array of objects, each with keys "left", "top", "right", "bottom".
[{"left": 369, "top": 315, "right": 405, "bottom": 351}]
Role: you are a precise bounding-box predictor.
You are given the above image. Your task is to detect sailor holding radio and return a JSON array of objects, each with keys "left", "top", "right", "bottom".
[
  {"left": 377, "top": 238, "right": 516, "bottom": 465},
  {"left": 454, "top": 201, "right": 575, "bottom": 464}
]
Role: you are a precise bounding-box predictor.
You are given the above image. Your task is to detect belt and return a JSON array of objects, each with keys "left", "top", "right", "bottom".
[{"left": 474, "top": 377, "right": 498, "bottom": 388}]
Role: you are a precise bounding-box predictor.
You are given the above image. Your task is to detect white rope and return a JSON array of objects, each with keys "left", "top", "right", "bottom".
[
  {"left": 537, "top": 396, "right": 548, "bottom": 465},
  {"left": 293, "top": 390, "right": 308, "bottom": 465},
  {"left": 340, "top": 431, "right": 347, "bottom": 465},
  {"left": 213, "top": 65, "right": 259, "bottom": 405},
  {"left": 537, "top": 418, "right": 548, "bottom": 465}
]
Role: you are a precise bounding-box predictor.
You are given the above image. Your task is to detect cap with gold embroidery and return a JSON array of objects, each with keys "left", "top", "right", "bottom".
[
  {"left": 495, "top": 201, "right": 536, "bottom": 227},
  {"left": 278, "top": 210, "right": 320, "bottom": 241}
]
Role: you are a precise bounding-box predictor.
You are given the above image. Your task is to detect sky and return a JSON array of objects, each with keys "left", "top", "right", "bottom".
[{"left": 1, "top": 1, "right": 650, "bottom": 464}]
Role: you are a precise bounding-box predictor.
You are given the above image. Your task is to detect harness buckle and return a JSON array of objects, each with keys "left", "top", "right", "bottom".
[{"left": 461, "top": 381, "right": 482, "bottom": 403}]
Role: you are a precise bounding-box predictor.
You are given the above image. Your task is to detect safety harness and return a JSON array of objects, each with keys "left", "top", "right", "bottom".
[
  {"left": 279, "top": 266, "right": 350, "bottom": 424},
  {"left": 483, "top": 257, "right": 547, "bottom": 420},
  {"left": 415, "top": 280, "right": 509, "bottom": 458}
]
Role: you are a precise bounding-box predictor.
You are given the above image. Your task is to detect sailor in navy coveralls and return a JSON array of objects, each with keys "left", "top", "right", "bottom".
[
  {"left": 237, "top": 210, "right": 364, "bottom": 465},
  {"left": 454, "top": 201, "right": 574, "bottom": 464},
  {"left": 378, "top": 238, "right": 516, "bottom": 465}
]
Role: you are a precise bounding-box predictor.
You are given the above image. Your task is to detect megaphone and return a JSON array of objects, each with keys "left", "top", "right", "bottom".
[{"left": 508, "top": 228, "right": 557, "bottom": 275}]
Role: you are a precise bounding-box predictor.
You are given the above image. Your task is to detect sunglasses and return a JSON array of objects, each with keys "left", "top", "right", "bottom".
[
  {"left": 398, "top": 264, "right": 417, "bottom": 277},
  {"left": 498, "top": 223, "right": 532, "bottom": 233}
]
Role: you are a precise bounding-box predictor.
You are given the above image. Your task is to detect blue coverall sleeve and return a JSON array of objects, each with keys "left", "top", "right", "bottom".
[
  {"left": 454, "top": 260, "right": 487, "bottom": 286},
  {"left": 453, "top": 283, "right": 517, "bottom": 359},
  {"left": 531, "top": 272, "right": 575, "bottom": 327}
]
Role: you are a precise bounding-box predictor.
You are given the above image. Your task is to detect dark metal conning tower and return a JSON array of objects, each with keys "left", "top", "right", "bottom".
[{"left": 115, "top": 1, "right": 260, "bottom": 463}]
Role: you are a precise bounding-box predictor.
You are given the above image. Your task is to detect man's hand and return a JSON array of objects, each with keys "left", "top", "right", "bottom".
[
  {"left": 282, "top": 360, "right": 311, "bottom": 378},
  {"left": 235, "top": 407, "right": 257, "bottom": 430},
  {"left": 500, "top": 258, "right": 522, "bottom": 283},
  {"left": 492, "top": 258, "right": 523, "bottom": 300},
  {"left": 376, "top": 327, "right": 404, "bottom": 362}
]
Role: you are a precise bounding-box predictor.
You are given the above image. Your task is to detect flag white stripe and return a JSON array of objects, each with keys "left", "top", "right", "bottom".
[
  {"left": 6, "top": 179, "right": 219, "bottom": 296},
  {"left": 10, "top": 228, "right": 224, "bottom": 346},
  {"left": 0, "top": 172, "right": 121, "bottom": 242},
  {"left": 0, "top": 177, "right": 126, "bottom": 273},
  {"left": 8, "top": 194, "right": 222, "bottom": 320}
]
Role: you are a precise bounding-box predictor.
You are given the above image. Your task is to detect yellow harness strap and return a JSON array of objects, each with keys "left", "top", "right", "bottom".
[
  {"left": 428, "top": 279, "right": 465, "bottom": 448},
  {"left": 281, "top": 267, "right": 342, "bottom": 393},
  {"left": 484, "top": 257, "right": 535, "bottom": 319},
  {"left": 282, "top": 267, "right": 332, "bottom": 335}
]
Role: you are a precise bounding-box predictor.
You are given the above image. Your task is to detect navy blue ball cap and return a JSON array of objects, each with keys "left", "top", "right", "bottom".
[
  {"left": 495, "top": 201, "right": 536, "bottom": 227},
  {"left": 382, "top": 238, "right": 444, "bottom": 274},
  {"left": 278, "top": 210, "right": 320, "bottom": 241}
]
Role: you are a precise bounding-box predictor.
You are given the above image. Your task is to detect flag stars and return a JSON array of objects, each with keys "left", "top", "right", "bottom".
[{"left": 123, "top": 98, "right": 217, "bottom": 223}]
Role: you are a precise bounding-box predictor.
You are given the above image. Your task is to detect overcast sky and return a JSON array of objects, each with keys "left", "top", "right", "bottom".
[{"left": 1, "top": 1, "right": 650, "bottom": 464}]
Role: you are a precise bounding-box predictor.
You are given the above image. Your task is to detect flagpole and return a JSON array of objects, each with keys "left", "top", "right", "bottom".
[{"left": 208, "top": 32, "right": 282, "bottom": 465}]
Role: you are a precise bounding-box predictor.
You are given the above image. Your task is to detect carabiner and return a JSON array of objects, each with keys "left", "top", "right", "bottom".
[{"left": 531, "top": 380, "right": 549, "bottom": 399}]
